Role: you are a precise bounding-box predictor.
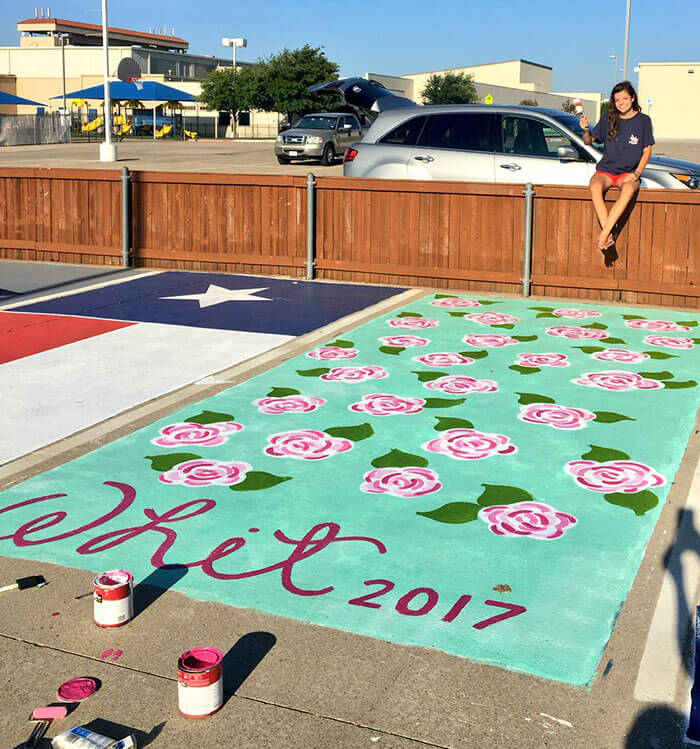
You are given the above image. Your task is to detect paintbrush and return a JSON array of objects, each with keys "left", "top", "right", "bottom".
[{"left": 0, "top": 575, "right": 46, "bottom": 593}]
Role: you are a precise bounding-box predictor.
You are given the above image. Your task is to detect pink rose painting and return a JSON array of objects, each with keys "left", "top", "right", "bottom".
[
  {"left": 479, "top": 502, "right": 577, "bottom": 540},
  {"left": 591, "top": 349, "right": 650, "bottom": 363},
  {"left": 360, "top": 467, "right": 442, "bottom": 498},
  {"left": 423, "top": 428, "right": 517, "bottom": 460},
  {"left": 552, "top": 309, "right": 602, "bottom": 319},
  {"left": 643, "top": 335, "right": 694, "bottom": 349},
  {"left": 388, "top": 317, "right": 439, "bottom": 329},
  {"left": 265, "top": 429, "right": 353, "bottom": 460},
  {"left": 349, "top": 393, "right": 425, "bottom": 416},
  {"left": 320, "top": 365, "right": 389, "bottom": 382},
  {"left": 462, "top": 334, "right": 519, "bottom": 348},
  {"left": 625, "top": 319, "right": 691, "bottom": 332},
  {"left": 546, "top": 326, "right": 609, "bottom": 340},
  {"left": 430, "top": 297, "right": 480, "bottom": 308},
  {"left": 424, "top": 375, "right": 498, "bottom": 394},
  {"left": 307, "top": 346, "right": 359, "bottom": 360},
  {"left": 466, "top": 312, "right": 520, "bottom": 325},
  {"left": 572, "top": 371, "right": 664, "bottom": 391},
  {"left": 412, "top": 352, "right": 475, "bottom": 367},
  {"left": 565, "top": 460, "right": 666, "bottom": 494},
  {"left": 518, "top": 403, "right": 596, "bottom": 430},
  {"left": 152, "top": 421, "right": 243, "bottom": 448},
  {"left": 159, "top": 459, "right": 251, "bottom": 487},
  {"left": 379, "top": 335, "right": 430, "bottom": 347},
  {"left": 254, "top": 396, "right": 326, "bottom": 414},
  {"left": 515, "top": 352, "right": 570, "bottom": 368}
]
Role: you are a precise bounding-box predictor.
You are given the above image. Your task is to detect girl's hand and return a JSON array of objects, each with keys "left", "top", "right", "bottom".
[{"left": 580, "top": 115, "right": 590, "bottom": 131}]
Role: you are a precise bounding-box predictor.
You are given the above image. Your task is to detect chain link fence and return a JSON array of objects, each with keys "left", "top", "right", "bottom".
[{"left": 0, "top": 113, "right": 70, "bottom": 146}]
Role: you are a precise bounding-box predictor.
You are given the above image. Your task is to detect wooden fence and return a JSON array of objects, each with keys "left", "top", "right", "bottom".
[{"left": 1, "top": 167, "right": 698, "bottom": 309}]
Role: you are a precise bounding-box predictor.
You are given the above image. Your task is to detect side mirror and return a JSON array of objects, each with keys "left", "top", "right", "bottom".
[{"left": 557, "top": 145, "right": 579, "bottom": 161}]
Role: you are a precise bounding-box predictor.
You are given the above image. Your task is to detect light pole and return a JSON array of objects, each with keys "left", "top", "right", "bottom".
[
  {"left": 58, "top": 33, "right": 67, "bottom": 116},
  {"left": 99, "top": 0, "right": 117, "bottom": 161},
  {"left": 221, "top": 37, "right": 246, "bottom": 71},
  {"left": 609, "top": 54, "right": 618, "bottom": 85},
  {"left": 623, "top": 0, "right": 632, "bottom": 80}
]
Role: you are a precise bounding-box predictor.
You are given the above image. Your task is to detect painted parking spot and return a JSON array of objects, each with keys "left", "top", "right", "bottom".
[
  {"left": 1, "top": 293, "right": 698, "bottom": 685},
  {"left": 1, "top": 272, "right": 405, "bottom": 465}
]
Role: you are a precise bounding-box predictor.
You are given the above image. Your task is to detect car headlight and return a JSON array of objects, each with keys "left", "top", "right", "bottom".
[
  {"left": 671, "top": 172, "right": 700, "bottom": 189},
  {"left": 306, "top": 136, "right": 323, "bottom": 145}
]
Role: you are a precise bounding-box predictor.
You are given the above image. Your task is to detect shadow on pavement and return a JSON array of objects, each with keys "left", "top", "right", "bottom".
[
  {"left": 221, "top": 631, "right": 277, "bottom": 704},
  {"left": 625, "top": 704, "right": 688, "bottom": 748},
  {"left": 132, "top": 565, "right": 189, "bottom": 620},
  {"left": 3, "top": 268, "right": 132, "bottom": 306}
]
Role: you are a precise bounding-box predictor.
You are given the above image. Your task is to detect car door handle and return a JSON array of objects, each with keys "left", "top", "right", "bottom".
[
  {"left": 413, "top": 155, "right": 434, "bottom": 163},
  {"left": 499, "top": 163, "right": 522, "bottom": 170}
]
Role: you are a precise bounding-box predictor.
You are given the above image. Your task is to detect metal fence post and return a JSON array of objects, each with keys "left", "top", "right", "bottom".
[
  {"left": 121, "top": 166, "right": 131, "bottom": 267},
  {"left": 306, "top": 172, "right": 316, "bottom": 280},
  {"left": 522, "top": 183, "right": 535, "bottom": 296}
]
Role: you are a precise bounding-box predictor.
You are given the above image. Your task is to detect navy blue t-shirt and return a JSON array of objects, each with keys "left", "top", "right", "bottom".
[{"left": 592, "top": 112, "right": 654, "bottom": 175}]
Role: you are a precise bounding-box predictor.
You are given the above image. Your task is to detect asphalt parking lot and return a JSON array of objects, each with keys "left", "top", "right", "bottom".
[{"left": 1, "top": 137, "right": 698, "bottom": 175}]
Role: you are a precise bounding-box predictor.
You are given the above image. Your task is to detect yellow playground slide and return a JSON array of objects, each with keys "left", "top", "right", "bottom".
[
  {"left": 81, "top": 115, "right": 103, "bottom": 133},
  {"left": 155, "top": 123, "right": 173, "bottom": 138}
]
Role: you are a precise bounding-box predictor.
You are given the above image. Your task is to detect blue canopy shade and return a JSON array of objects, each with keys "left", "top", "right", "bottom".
[
  {"left": 51, "top": 81, "right": 196, "bottom": 102},
  {"left": 0, "top": 91, "right": 46, "bottom": 107}
]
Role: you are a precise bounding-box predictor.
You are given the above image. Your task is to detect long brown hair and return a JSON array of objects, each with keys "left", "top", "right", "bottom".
[{"left": 607, "top": 81, "right": 641, "bottom": 140}]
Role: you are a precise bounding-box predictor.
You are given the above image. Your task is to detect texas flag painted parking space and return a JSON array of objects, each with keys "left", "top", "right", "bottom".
[{"left": 1, "top": 272, "right": 405, "bottom": 466}]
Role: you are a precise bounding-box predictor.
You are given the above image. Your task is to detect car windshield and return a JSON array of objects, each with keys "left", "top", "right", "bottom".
[
  {"left": 550, "top": 112, "right": 604, "bottom": 153},
  {"left": 296, "top": 116, "right": 337, "bottom": 130}
]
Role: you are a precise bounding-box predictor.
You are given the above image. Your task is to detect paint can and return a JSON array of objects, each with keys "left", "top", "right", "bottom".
[
  {"left": 177, "top": 647, "right": 224, "bottom": 718},
  {"left": 93, "top": 569, "right": 133, "bottom": 628}
]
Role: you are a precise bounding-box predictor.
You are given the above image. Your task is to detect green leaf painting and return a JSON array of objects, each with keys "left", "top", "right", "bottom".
[
  {"left": 604, "top": 490, "right": 659, "bottom": 516},
  {"left": 423, "top": 397, "right": 467, "bottom": 409},
  {"left": 145, "top": 453, "right": 201, "bottom": 472},
  {"left": 296, "top": 367, "right": 331, "bottom": 377},
  {"left": 581, "top": 445, "right": 631, "bottom": 462},
  {"left": 476, "top": 484, "right": 535, "bottom": 507},
  {"left": 230, "top": 471, "right": 292, "bottom": 492},
  {"left": 460, "top": 349, "right": 489, "bottom": 359},
  {"left": 417, "top": 502, "right": 480, "bottom": 524},
  {"left": 434, "top": 294, "right": 458, "bottom": 299},
  {"left": 492, "top": 323, "right": 515, "bottom": 329},
  {"left": 509, "top": 365, "right": 541, "bottom": 375},
  {"left": 371, "top": 449, "right": 429, "bottom": 469},
  {"left": 184, "top": 410, "right": 234, "bottom": 425},
  {"left": 516, "top": 392, "right": 556, "bottom": 405},
  {"left": 325, "top": 423, "right": 375, "bottom": 442},
  {"left": 412, "top": 370, "right": 448, "bottom": 382},
  {"left": 379, "top": 345, "right": 405, "bottom": 355},
  {"left": 329, "top": 339, "right": 355, "bottom": 348},
  {"left": 573, "top": 346, "right": 605, "bottom": 354},
  {"left": 396, "top": 311, "right": 423, "bottom": 318},
  {"left": 529, "top": 306, "right": 555, "bottom": 312},
  {"left": 449, "top": 312, "right": 468, "bottom": 317},
  {"left": 602, "top": 337, "right": 627, "bottom": 345},
  {"left": 266, "top": 387, "right": 301, "bottom": 397},
  {"left": 433, "top": 416, "right": 474, "bottom": 431},
  {"left": 512, "top": 335, "right": 538, "bottom": 342},
  {"left": 622, "top": 314, "right": 646, "bottom": 320},
  {"left": 593, "top": 411, "right": 635, "bottom": 424},
  {"left": 644, "top": 351, "right": 678, "bottom": 360},
  {"left": 581, "top": 323, "right": 608, "bottom": 330},
  {"left": 638, "top": 370, "right": 674, "bottom": 380},
  {"left": 663, "top": 380, "right": 697, "bottom": 389},
  {"left": 536, "top": 312, "right": 557, "bottom": 318},
  {"left": 478, "top": 300, "right": 501, "bottom": 305},
  {"left": 676, "top": 321, "right": 698, "bottom": 327}
]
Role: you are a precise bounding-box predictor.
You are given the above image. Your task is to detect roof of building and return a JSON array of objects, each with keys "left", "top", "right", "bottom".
[
  {"left": 17, "top": 17, "right": 188, "bottom": 51},
  {"left": 400, "top": 59, "right": 553, "bottom": 77}
]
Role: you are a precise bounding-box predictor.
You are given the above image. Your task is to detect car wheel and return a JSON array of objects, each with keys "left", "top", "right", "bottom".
[
  {"left": 321, "top": 144, "right": 335, "bottom": 166},
  {"left": 277, "top": 155, "right": 291, "bottom": 165}
]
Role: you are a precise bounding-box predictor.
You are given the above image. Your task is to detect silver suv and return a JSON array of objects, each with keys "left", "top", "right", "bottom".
[
  {"left": 275, "top": 112, "right": 364, "bottom": 166},
  {"left": 312, "top": 78, "right": 700, "bottom": 189}
]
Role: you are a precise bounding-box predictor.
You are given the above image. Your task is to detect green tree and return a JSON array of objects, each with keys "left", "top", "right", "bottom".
[
  {"left": 560, "top": 98, "right": 578, "bottom": 114},
  {"left": 199, "top": 65, "right": 272, "bottom": 134},
  {"left": 420, "top": 73, "right": 478, "bottom": 105},
  {"left": 519, "top": 98, "right": 538, "bottom": 106},
  {"left": 261, "top": 45, "right": 339, "bottom": 121},
  {"left": 600, "top": 101, "right": 610, "bottom": 117}
]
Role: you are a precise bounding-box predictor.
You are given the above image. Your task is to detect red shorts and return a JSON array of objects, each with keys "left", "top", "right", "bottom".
[{"left": 596, "top": 170, "right": 635, "bottom": 186}]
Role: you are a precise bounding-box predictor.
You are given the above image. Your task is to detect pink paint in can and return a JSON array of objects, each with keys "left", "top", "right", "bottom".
[
  {"left": 177, "top": 647, "right": 224, "bottom": 718},
  {"left": 93, "top": 569, "right": 133, "bottom": 628}
]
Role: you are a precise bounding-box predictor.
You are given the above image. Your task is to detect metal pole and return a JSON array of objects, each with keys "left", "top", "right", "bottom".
[
  {"left": 306, "top": 173, "right": 316, "bottom": 280},
  {"left": 232, "top": 43, "right": 236, "bottom": 70},
  {"left": 60, "top": 34, "right": 66, "bottom": 115},
  {"left": 121, "top": 166, "right": 130, "bottom": 266},
  {"left": 99, "top": 0, "right": 116, "bottom": 160},
  {"left": 522, "top": 183, "right": 534, "bottom": 296},
  {"left": 623, "top": 0, "right": 631, "bottom": 80}
]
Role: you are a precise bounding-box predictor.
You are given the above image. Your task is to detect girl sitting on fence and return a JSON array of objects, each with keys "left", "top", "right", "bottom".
[{"left": 581, "top": 81, "right": 654, "bottom": 251}]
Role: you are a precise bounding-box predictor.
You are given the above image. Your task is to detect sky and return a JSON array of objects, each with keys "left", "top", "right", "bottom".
[{"left": 2, "top": 0, "right": 699, "bottom": 96}]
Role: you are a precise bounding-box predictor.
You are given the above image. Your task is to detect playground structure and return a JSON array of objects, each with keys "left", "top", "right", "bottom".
[{"left": 73, "top": 106, "right": 196, "bottom": 140}]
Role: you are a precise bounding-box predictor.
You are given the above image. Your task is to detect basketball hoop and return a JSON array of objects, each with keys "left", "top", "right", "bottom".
[
  {"left": 117, "top": 57, "right": 143, "bottom": 93},
  {"left": 130, "top": 77, "right": 144, "bottom": 91}
]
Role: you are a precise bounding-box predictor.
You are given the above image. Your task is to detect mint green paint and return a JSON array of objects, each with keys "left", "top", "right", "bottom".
[{"left": 1, "top": 296, "right": 699, "bottom": 686}]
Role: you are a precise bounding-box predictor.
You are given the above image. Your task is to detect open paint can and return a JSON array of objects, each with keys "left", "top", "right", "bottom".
[
  {"left": 93, "top": 569, "right": 134, "bottom": 628},
  {"left": 177, "top": 647, "right": 224, "bottom": 718}
]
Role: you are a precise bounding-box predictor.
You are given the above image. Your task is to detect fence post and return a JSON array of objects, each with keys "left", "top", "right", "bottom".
[
  {"left": 121, "top": 166, "right": 131, "bottom": 267},
  {"left": 306, "top": 172, "right": 316, "bottom": 280},
  {"left": 522, "top": 183, "right": 535, "bottom": 296}
]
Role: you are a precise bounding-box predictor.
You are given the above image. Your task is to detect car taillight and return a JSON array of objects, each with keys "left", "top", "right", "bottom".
[{"left": 343, "top": 147, "right": 358, "bottom": 163}]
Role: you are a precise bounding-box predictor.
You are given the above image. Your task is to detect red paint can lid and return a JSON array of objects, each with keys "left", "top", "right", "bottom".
[
  {"left": 178, "top": 647, "right": 223, "bottom": 673},
  {"left": 93, "top": 569, "right": 133, "bottom": 589},
  {"left": 57, "top": 676, "right": 99, "bottom": 702}
]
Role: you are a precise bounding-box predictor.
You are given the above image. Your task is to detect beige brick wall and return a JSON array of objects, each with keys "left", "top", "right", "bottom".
[{"left": 637, "top": 62, "right": 700, "bottom": 139}]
